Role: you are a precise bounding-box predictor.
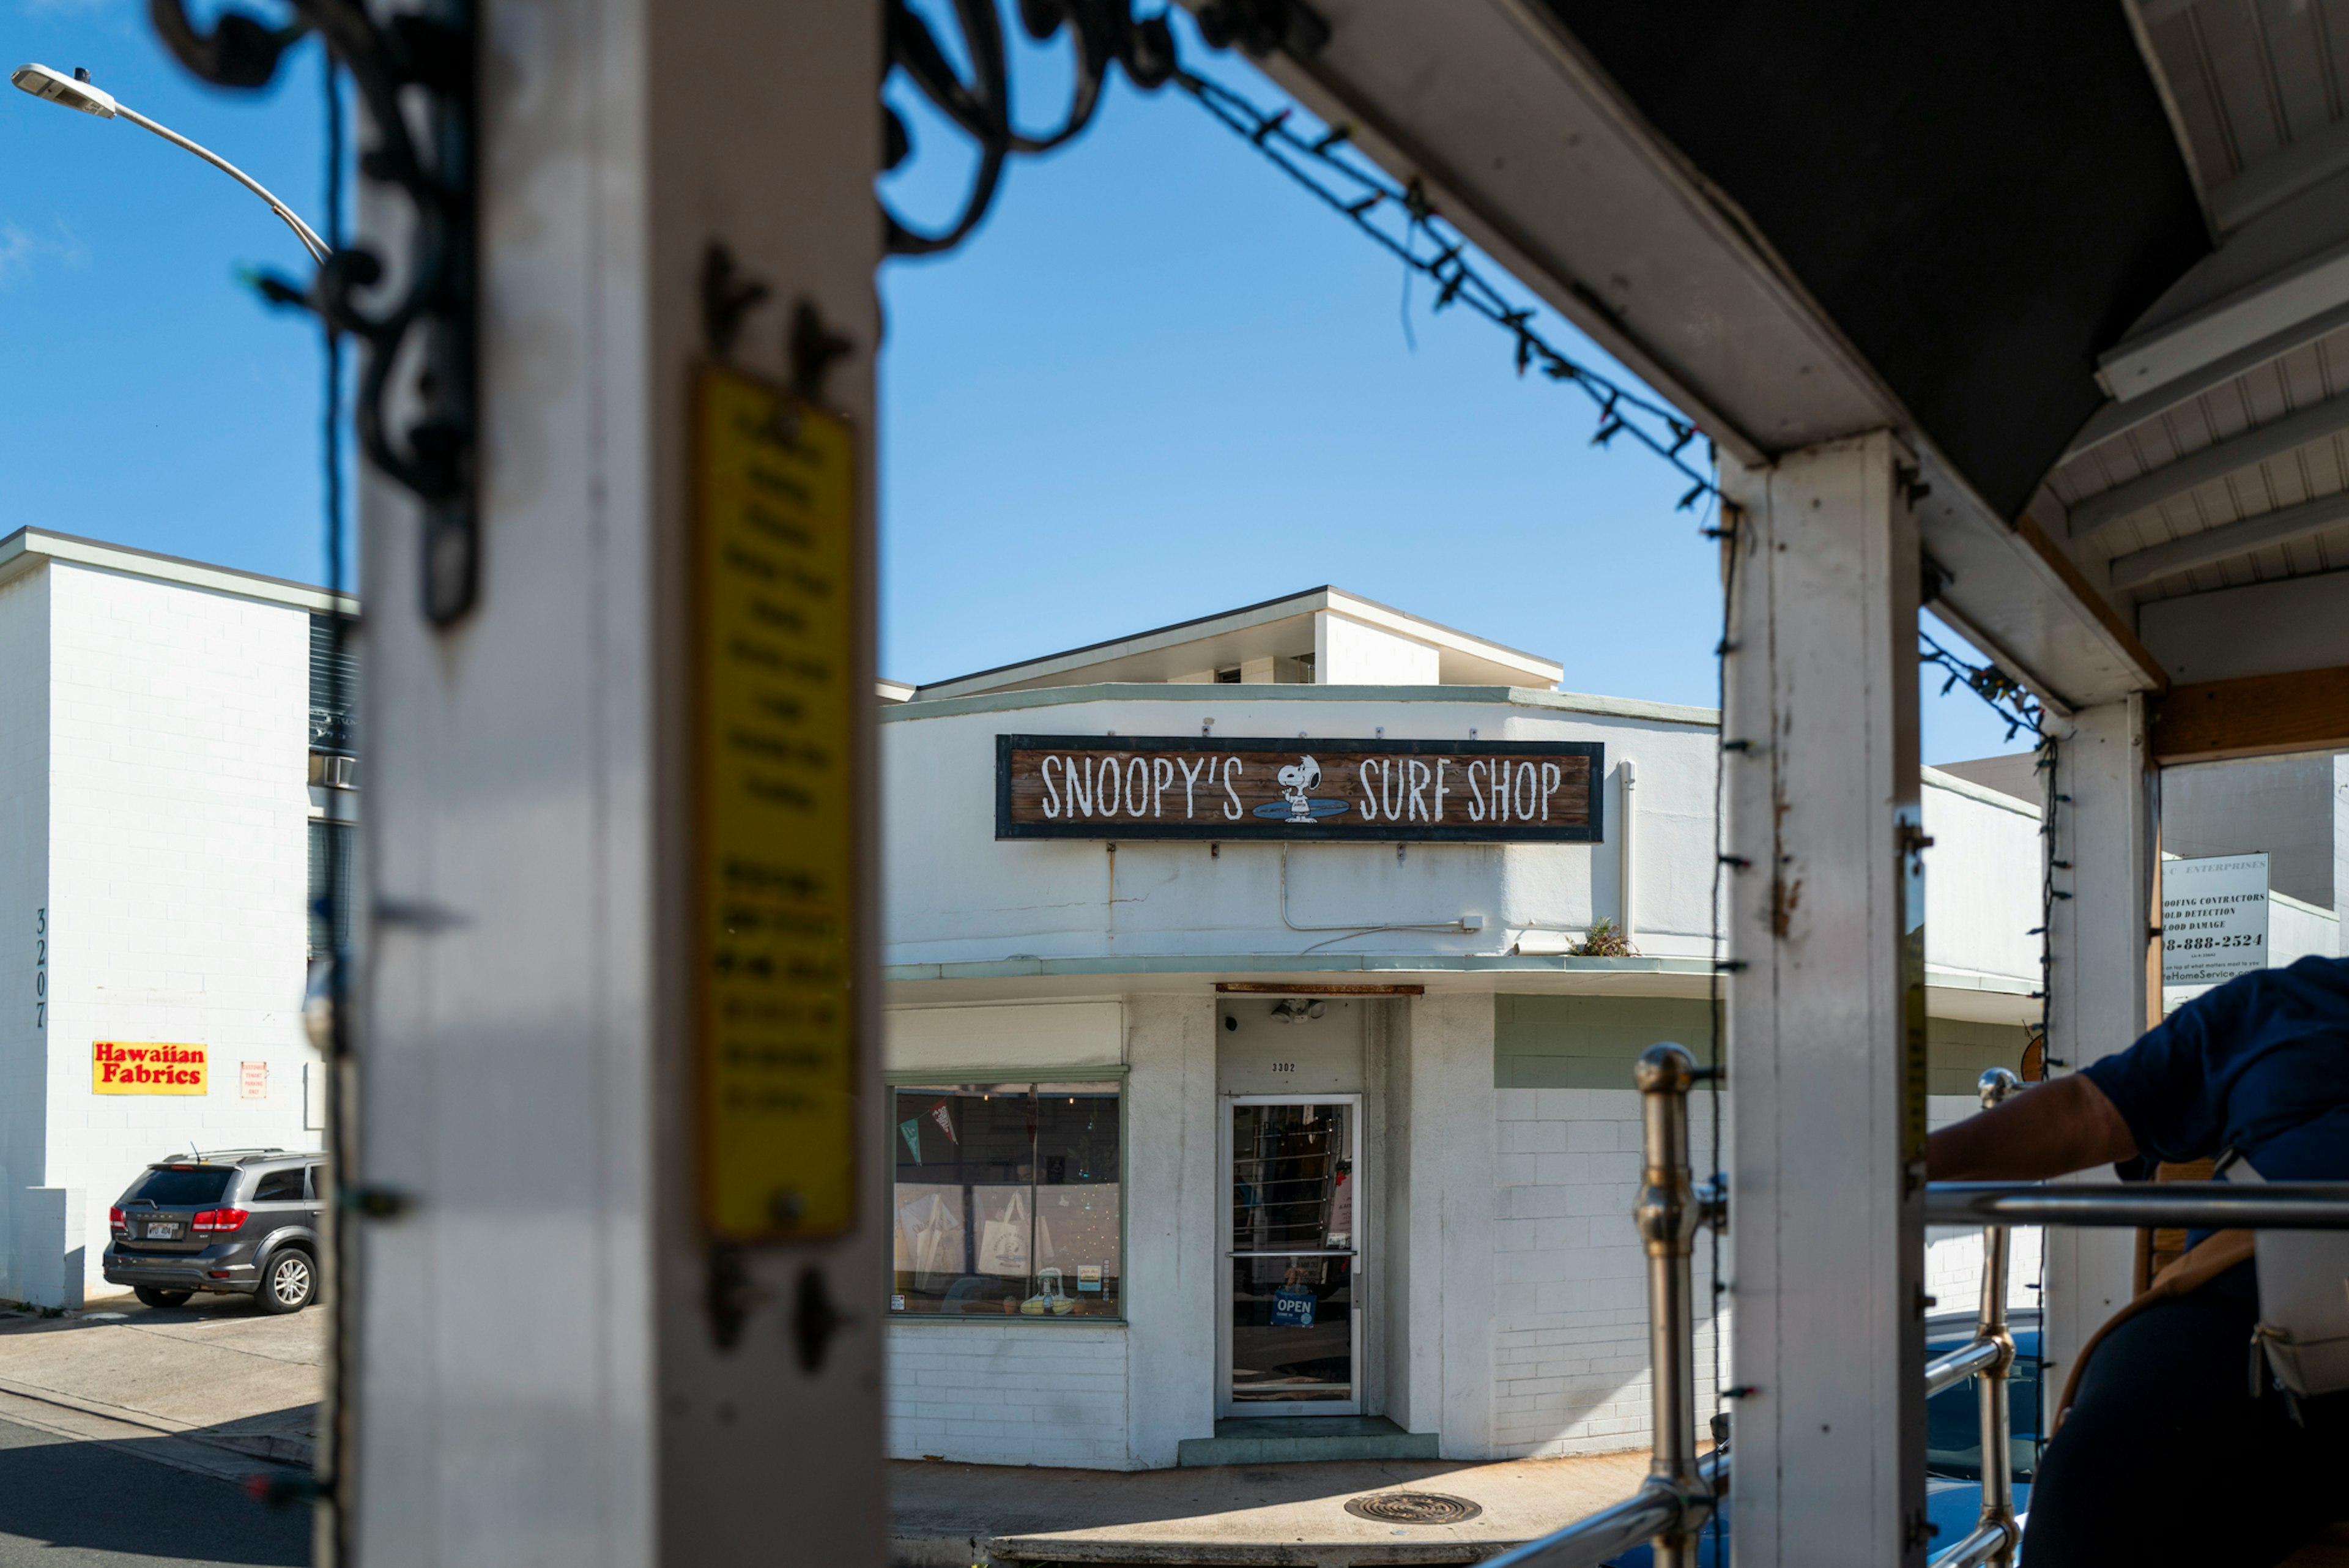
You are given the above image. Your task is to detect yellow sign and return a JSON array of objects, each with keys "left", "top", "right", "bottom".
[
  {"left": 94, "top": 1041, "right": 208, "bottom": 1096},
  {"left": 693, "top": 365, "right": 861, "bottom": 1241}
]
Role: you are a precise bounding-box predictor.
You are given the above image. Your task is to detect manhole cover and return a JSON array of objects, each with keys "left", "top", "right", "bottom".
[{"left": 1344, "top": 1492, "right": 1483, "bottom": 1526}]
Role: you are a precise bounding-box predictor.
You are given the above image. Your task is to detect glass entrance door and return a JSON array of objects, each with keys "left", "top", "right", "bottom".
[{"left": 1221, "top": 1097, "right": 1360, "bottom": 1416}]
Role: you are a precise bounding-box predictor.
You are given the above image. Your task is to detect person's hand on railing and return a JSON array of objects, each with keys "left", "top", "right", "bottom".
[{"left": 1926, "top": 1073, "right": 2136, "bottom": 1181}]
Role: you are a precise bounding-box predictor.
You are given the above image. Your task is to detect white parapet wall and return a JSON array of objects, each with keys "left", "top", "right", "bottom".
[
  {"left": 881, "top": 686, "right": 1724, "bottom": 968},
  {"left": 1920, "top": 767, "right": 2044, "bottom": 1014},
  {"left": 2270, "top": 887, "right": 2340, "bottom": 964}
]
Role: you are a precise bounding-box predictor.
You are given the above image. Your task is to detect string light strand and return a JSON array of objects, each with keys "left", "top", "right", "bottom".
[{"left": 1175, "top": 69, "right": 1719, "bottom": 508}]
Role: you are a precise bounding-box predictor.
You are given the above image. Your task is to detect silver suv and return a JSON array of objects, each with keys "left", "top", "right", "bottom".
[{"left": 103, "top": 1149, "right": 324, "bottom": 1313}]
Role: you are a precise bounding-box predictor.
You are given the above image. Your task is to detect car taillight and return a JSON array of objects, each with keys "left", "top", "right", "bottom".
[
  {"left": 108, "top": 1206, "right": 125, "bottom": 1232},
  {"left": 190, "top": 1208, "right": 248, "bottom": 1234}
]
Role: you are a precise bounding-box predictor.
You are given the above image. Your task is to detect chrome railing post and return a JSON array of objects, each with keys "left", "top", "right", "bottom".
[
  {"left": 1634, "top": 1043, "right": 1711, "bottom": 1568},
  {"left": 1968, "top": 1068, "right": 2021, "bottom": 1568}
]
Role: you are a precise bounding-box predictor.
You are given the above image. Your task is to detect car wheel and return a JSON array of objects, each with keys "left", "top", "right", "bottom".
[
  {"left": 133, "top": 1287, "right": 192, "bottom": 1309},
  {"left": 257, "top": 1249, "right": 316, "bottom": 1315}
]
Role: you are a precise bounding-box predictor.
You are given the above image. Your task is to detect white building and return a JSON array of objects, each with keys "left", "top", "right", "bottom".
[
  {"left": 0, "top": 530, "right": 349, "bottom": 1307},
  {"left": 878, "top": 588, "right": 2054, "bottom": 1470}
]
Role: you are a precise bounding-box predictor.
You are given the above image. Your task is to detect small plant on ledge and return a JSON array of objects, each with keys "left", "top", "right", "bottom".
[{"left": 1569, "top": 918, "right": 1638, "bottom": 957}]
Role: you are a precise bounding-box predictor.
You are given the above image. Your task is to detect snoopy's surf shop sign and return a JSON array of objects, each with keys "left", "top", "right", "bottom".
[{"left": 995, "top": 735, "right": 1603, "bottom": 842}]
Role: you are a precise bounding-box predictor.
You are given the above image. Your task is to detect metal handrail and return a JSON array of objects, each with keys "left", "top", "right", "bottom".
[
  {"left": 1923, "top": 1332, "right": 2001, "bottom": 1397},
  {"left": 1479, "top": 1451, "right": 1731, "bottom": 1568},
  {"left": 1926, "top": 1181, "right": 2349, "bottom": 1229},
  {"left": 1920, "top": 1075, "right": 2349, "bottom": 1567},
  {"left": 1934, "top": 1520, "right": 2016, "bottom": 1568},
  {"left": 1487, "top": 1058, "right": 2349, "bottom": 1568},
  {"left": 1921, "top": 1069, "right": 2023, "bottom": 1568}
]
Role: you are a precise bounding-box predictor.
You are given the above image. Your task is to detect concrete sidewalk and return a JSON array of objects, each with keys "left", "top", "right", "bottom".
[
  {"left": 1, "top": 1291, "right": 1662, "bottom": 1566},
  {"left": 0, "top": 1292, "right": 323, "bottom": 1485},
  {"left": 892, "top": 1449, "right": 1657, "bottom": 1567}
]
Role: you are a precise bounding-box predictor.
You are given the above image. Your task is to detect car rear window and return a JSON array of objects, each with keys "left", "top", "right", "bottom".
[{"left": 130, "top": 1167, "right": 233, "bottom": 1206}]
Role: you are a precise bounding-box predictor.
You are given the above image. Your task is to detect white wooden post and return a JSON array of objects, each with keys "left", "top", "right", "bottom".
[
  {"left": 349, "top": 1, "right": 885, "bottom": 1562},
  {"left": 2039, "top": 698, "right": 2154, "bottom": 1391},
  {"left": 1723, "top": 434, "right": 1929, "bottom": 1568}
]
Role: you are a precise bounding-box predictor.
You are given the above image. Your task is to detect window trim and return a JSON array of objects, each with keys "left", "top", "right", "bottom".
[{"left": 882, "top": 1065, "right": 1130, "bottom": 1328}]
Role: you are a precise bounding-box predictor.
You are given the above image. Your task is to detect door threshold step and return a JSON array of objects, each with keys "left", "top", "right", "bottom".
[{"left": 1177, "top": 1416, "right": 1439, "bottom": 1468}]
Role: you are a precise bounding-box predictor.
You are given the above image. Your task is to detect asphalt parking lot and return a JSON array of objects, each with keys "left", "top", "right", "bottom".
[
  {"left": 0, "top": 1412, "right": 309, "bottom": 1566},
  {"left": 0, "top": 1294, "right": 323, "bottom": 1566}
]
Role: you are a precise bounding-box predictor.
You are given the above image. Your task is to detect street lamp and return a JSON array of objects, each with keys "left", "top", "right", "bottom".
[{"left": 10, "top": 62, "right": 329, "bottom": 264}]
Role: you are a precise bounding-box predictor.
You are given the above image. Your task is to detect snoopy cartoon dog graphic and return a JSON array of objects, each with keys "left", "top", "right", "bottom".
[{"left": 1275, "top": 756, "right": 1321, "bottom": 820}]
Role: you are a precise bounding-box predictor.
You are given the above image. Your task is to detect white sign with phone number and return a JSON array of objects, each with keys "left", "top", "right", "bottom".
[{"left": 2161, "top": 852, "right": 2270, "bottom": 991}]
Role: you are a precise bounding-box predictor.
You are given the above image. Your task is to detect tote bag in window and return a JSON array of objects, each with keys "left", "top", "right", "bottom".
[
  {"left": 978, "top": 1190, "right": 1032, "bottom": 1279},
  {"left": 899, "top": 1192, "right": 965, "bottom": 1294}
]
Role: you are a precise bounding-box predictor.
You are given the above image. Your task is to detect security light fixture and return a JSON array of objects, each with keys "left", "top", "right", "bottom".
[{"left": 9, "top": 61, "right": 330, "bottom": 263}]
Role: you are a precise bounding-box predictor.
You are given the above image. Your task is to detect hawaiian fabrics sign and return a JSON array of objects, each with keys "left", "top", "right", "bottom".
[
  {"left": 93, "top": 1041, "right": 209, "bottom": 1096},
  {"left": 995, "top": 735, "right": 1601, "bottom": 842}
]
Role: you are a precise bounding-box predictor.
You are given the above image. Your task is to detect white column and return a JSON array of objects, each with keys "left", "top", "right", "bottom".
[
  {"left": 1396, "top": 992, "right": 1496, "bottom": 1458},
  {"left": 1723, "top": 434, "right": 1928, "bottom": 1567},
  {"left": 2040, "top": 698, "right": 2154, "bottom": 1385},
  {"left": 1123, "top": 994, "right": 1218, "bottom": 1467},
  {"left": 351, "top": 1, "right": 884, "bottom": 1563}
]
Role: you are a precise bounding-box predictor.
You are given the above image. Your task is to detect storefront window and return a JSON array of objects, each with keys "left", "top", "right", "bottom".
[{"left": 891, "top": 1082, "right": 1121, "bottom": 1318}]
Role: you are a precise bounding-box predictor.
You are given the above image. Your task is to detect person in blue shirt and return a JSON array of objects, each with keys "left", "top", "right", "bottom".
[{"left": 1928, "top": 954, "right": 2349, "bottom": 1568}]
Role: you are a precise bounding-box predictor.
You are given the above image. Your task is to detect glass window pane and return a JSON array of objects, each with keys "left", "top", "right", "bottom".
[
  {"left": 253, "top": 1169, "right": 305, "bottom": 1202},
  {"left": 889, "top": 1082, "right": 1121, "bottom": 1319},
  {"left": 1231, "top": 1103, "right": 1349, "bottom": 1252},
  {"left": 307, "top": 820, "right": 355, "bottom": 959},
  {"left": 1036, "top": 1090, "right": 1119, "bottom": 1315},
  {"left": 130, "top": 1167, "right": 233, "bottom": 1206},
  {"left": 310, "top": 614, "right": 358, "bottom": 754},
  {"left": 1230, "top": 1252, "right": 1354, "bottom": 1403}
]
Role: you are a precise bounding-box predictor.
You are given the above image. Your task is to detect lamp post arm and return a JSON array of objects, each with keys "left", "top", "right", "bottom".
[{"left": 113, "top": 101, "right": 329, "bottom": 264}]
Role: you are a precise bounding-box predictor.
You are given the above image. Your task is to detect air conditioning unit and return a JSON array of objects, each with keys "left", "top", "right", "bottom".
[{"left": 312, "top": 752, "right": 358, "bottom": 790}]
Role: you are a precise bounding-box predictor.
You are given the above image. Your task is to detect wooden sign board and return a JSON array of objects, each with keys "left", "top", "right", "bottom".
[
  {"left": 996, "top": 735, "right": 1602, "bottom": 842},
  {"left": 692, "top": 364, "right": 860, "bottom": 1242}
]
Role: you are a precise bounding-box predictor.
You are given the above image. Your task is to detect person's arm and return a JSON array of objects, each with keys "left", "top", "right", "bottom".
[{"left": 1926, "top": 1073, "right": 2138, "bottom": 1181}]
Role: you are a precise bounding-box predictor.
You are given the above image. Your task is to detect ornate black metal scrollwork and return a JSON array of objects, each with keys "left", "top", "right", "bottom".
[
  {"left": 884, "top": 0, "right": 1326, "bottom": 257},
  {"left": 149, "top": 0, "right": 478, "bottom": 627}
]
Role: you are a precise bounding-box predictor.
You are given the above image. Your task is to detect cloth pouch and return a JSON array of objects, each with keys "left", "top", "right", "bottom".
[{"left": 2230, "top": 1157, "right": 2349, "bottom": 1399}]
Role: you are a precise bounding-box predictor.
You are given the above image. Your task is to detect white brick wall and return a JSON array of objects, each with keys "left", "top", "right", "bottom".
[
  {"left": 886, "top": 1323, "right": 1129, "bottom": 1468},
  {"left": 1925, "top": 1095, "right": 2042, "bottom": 1320},
  {"left": 1490, "top": 1086, "right": 1723, "bottom": 1457}
]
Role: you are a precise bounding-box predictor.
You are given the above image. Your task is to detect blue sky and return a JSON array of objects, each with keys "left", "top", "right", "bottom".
[{"left": 0, "top": 5, "right": 2026, "bottom": 762}]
